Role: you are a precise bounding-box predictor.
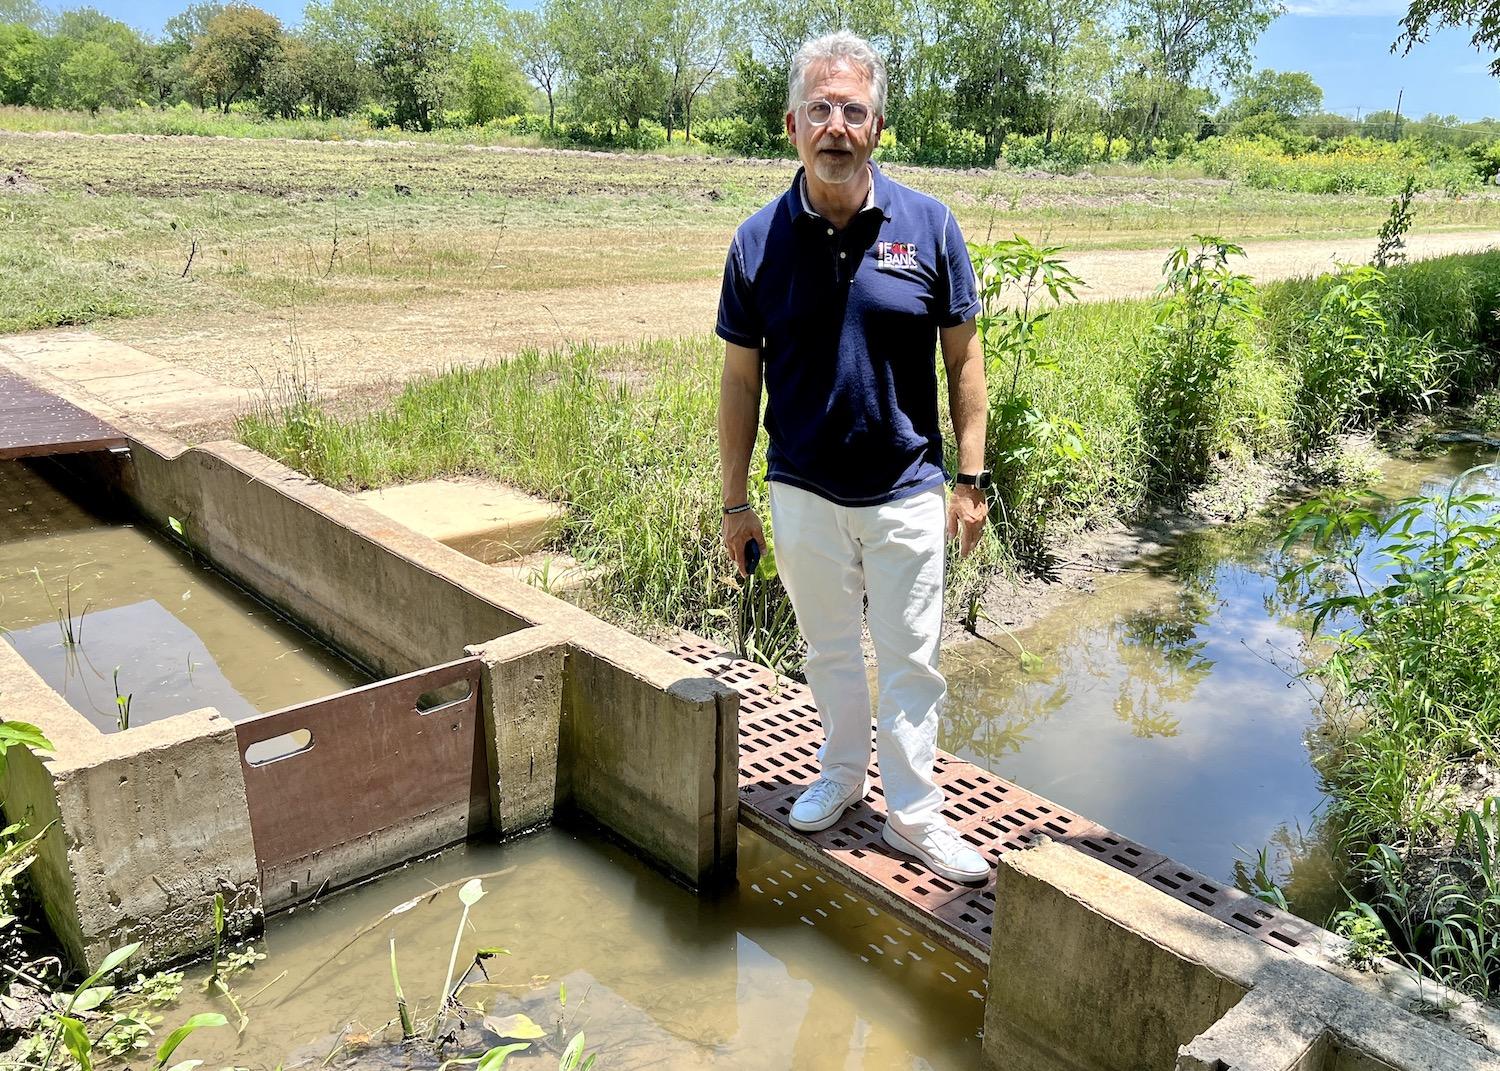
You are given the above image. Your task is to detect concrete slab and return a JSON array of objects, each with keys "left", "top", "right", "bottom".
[
  {"left": 354, "top": 477, "right": 566, "bottom": 564},
  {"left": 0, "top": 331, "right": 258, "bottom": 431}
]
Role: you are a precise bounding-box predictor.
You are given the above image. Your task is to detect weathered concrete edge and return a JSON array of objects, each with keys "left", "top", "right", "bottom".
[
  {"left": 0, "top": 643, "right": 258, "bottom": 970},
  {"left": 983, "top": 840, "right": 1500, "bottom": 1071}
]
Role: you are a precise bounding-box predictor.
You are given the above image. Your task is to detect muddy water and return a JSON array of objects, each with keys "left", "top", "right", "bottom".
[
  {"left": 165, "top": 826, "right": 984, "bottom": 1071},
  {"left": 0, "top": 461, "right": 367, "bottom": 730},
  {"left": 939, "top": 445, "right": 1500, "bottom": 923}
]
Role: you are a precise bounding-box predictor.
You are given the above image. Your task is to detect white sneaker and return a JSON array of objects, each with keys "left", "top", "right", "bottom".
[
  {"left": 788, "top": 777, "right": 866, "bottom": 832},
  {"left": 882, "top": 822, "right": 990, "bottom": 884}
]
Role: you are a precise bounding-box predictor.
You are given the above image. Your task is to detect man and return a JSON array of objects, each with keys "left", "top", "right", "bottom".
[{"left": 715, "top": 30, "right": 991, "bottom": 884}]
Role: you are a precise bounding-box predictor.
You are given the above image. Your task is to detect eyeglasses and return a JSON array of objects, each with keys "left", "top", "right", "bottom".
[{"left": 801, "top": 99, "right": 873, "bottom": 128}]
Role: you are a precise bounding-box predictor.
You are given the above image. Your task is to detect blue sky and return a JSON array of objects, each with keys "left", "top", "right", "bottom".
[{"left": 67, "top": 0, "right": 1500, "bottom": 123}]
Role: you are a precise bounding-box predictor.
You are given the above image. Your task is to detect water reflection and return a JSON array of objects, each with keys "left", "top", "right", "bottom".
[
  {"left": 941, "top": 450, "right": 1500, "bottom": 921},
  {"left": 166, "top": 827, "right": 983, "bottom": 1070},
  {"left": 0, "top": 460, "right": 366, "bottom": 727}
]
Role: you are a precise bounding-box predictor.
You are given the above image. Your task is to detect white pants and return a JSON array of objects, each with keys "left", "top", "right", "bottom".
[{"left": 769, "top": 481, "right": 947, "bottom": 835}]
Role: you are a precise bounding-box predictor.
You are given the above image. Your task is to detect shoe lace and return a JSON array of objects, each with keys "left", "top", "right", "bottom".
[
  {"left": 802, "top": 778, "right": 848, "bottom": 809},
  {"left": 927, "top": 824, "right": 972, "bottom": 859}
]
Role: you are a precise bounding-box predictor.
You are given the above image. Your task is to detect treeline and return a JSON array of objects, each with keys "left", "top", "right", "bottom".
[{"left": 1, "top": 0, "right": 1498, "bottom": 174}]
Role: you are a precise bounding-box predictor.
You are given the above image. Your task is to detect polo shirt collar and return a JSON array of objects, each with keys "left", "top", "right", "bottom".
[{"left": 787, "top": 161, "right": 891, "bottom": 226}]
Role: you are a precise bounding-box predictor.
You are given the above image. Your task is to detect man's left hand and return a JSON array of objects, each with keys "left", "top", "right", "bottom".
[{"left": 947, "top": 484, "right": 988, "bottom": 558}]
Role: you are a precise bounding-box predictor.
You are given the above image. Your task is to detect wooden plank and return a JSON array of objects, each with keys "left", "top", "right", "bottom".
[{"left": 0, "top": 370, "right": 125, "bottom": 460}]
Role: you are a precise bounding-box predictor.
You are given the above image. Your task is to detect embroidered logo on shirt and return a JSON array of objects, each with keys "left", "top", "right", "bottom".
[{"left": 877, "top": 241, "right": 919, "bottom": 271}]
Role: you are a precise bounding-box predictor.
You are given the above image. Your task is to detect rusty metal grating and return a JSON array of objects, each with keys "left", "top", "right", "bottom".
[{"left": 671, "top": 636, "right": 1331, "bottom": 961}]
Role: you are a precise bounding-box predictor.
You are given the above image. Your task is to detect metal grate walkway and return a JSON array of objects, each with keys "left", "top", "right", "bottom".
[
  {"left": 0, "top": 369, "right": 125, "bottom": 461},
  {"left": 670, "top": 637, "right": 1323, "bottom": 965}
]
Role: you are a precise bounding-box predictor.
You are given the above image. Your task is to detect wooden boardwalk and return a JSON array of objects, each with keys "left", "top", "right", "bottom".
[
  {"left": 670, "top": 638, "right": 1323, "bottom": 966},
  {"left": 0, "top": 369, "right": 125, "bottom": 461}
]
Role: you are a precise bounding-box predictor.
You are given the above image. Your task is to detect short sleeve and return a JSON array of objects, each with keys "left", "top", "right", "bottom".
[
  {"left": 937, "top": 210, "right": 980, "bottom": 328},
  {"left": 716, "top": 235, "right": 763, "bottom": 348}
]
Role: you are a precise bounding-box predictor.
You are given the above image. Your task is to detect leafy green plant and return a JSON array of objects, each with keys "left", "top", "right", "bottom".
[
  {"left": 1137, "top": 236, "right": 1258, "bottom": 498},
  {"left": 0, "top": 720, "right": 52, "bottom": 778},
  {"left": 111, "top": 668, "right": 132, "bottom": 732},
  {"left": 969, "top": 235, "right": 1089, "bottom": 561},
  {"left": 435, "top": 878, "right": 487, "bottom": 1039},
  {"left": 1373, "top": 175, "right": 1418, "bottom": 270},
  {"left": 1333, "top": 900, "right": 1397, "bottom": 970}
]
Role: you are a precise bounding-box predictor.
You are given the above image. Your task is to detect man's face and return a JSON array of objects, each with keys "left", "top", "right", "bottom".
[{"left": 785, "top": 58, "right": 884, "bottom": 186}]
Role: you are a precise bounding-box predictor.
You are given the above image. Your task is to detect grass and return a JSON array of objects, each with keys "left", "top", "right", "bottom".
[
  {"left": 235, "top": 251, "right": 1500, "bottom": 657},
  {"left": 5, "top": 124, "right": 1500, "bottom": 337},
  {"left": 237, "top": 338, "right": 754, "bottom": 645}
]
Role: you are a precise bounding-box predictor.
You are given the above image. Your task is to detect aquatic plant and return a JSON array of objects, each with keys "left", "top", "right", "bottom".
[
  {"left": 31, "top": 567, "right": 90, "bottom": 650},
  {"left": 110, "top": 668, "right": 132, "bottom": 732}
]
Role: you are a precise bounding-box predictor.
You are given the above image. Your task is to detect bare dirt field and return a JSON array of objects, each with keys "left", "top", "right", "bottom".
[
  {"left": 91, "top": 228, "right": 1500, "bottom": 394},
  {"left": 3, "top": 130, "right": 1499, "bottom": 402}
]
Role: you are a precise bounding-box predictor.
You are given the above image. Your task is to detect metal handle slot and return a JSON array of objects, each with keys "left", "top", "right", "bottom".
[
  {"left": 244, "top": 728, "right": 313, "bottom": 766},
  {"left": 416, "top": 679, "right": 475, "bottom": 715}
]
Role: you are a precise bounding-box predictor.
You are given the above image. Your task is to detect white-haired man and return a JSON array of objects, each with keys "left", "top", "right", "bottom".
[{"left": 716, "top": 31, "right": 991, "bottom": 883}]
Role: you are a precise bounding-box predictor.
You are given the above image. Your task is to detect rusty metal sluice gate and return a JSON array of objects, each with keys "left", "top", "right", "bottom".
[{"left": 669, "top": 637, "right": 1322, "bottom": 965}]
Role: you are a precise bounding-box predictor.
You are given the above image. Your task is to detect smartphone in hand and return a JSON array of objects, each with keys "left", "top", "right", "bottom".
[{"left": 744, "top": 538, "right": 761, "bottom": 577}]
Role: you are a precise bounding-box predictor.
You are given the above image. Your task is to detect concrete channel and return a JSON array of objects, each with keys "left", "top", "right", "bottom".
[{"left": 1, "top": 365, "right": 1498, "bottom": 1069}]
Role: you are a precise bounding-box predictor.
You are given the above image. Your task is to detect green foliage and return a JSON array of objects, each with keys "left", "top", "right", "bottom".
[
  {"left": 1282, "top": 472, "right": 1500, "bottom": 844},
  {"left": 369, "top": 3, "right": 457, "bottom": 131},
  {"left": 236, "top": 338, "right": 803, "bottom": 671},
  {"left": 1290, "top": 263, "right": 1445, "bottom": 448},
  {"left": 462, "top": 41, "right": 528, "bottom": 126},
  {"left": 971, "top": 235, "right": 1089, "bottom": 563},
  {"left": 1373, "top": 176, "right": 1417, "bottom": 270},
  {"left": 1224, "top": 68, "right": 1323, "bottom": 124},
  {"left": 184, "top": 5, "right": 283, "bottom": 113},
  {"left": 1137, "top": 236, "right": 1258, "bottom": 496}
]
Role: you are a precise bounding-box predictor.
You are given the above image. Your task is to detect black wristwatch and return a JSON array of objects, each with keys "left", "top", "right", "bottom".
[{"left": 954, "top": 470, "right": 992, "bottom": 490}]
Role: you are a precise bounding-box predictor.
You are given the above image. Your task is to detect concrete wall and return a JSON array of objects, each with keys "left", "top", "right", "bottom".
[
  {"left": 0, "top": 645, "right": 258, "bottom": 970},
  {"left": 985, "top": 841, "right": 1500, "bottom": 1071},
  {"left": 9, "top": 424, "right": 738, "bottom": 973}
]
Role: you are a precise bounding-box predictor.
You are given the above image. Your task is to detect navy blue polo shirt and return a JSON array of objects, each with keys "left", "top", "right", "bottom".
[{"left": 716, "top": 162, "right": 979, "bottom": 507}]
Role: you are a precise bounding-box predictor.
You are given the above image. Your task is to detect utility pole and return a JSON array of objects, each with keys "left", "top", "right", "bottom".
[{"left": 1393, "top": 87, "right": 1404, "bottom": 142}]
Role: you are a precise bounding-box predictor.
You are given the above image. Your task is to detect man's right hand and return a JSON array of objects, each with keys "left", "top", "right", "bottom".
[{"left": 722, "top": 507, "right": 767, "bottom": 578}]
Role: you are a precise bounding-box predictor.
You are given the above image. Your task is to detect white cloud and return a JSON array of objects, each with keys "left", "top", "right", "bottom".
[{"left": 1283, "top": 0, "right": 1407, "bottom": 15}]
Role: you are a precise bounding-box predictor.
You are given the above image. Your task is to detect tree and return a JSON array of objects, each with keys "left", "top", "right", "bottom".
[
  {"left": 556, "top": 0, "right": 670, "bottom": 132},
  {"left": 663, "top": 0, "right": 736, "bottom": 141},
  {"left": 0, "top": 0, "right": 50, "bottom": 31},
  {"left": 1122, "top": 0, "right": 1281, "bottom": 154},
  {"left": 1225, "top": 68, "right": 1321, "bottom": 123},
  {"left": 0, "top": 23, "right": 44, "bottom": 104},
  {"left": 370, "top": 3, "right": 458, "bottom": 130},
  {"left": 1035, "top": 0, "right": 1107, "bottom": 144},
  {"left": 59, "top": 39, "right": 131, "bottom": 113},
  {"left": 507, "top": 4, "right": 562, "bottom": 128},
  {"left": 1399, "top": 0, "right": 1500, "bottom": 76},
  {"left": 463, "top": 39, "right": 528, "bottom": 124},
  {"left": 185, "top": 5, "right": 284, "bottom": 112},
  {"left": 260, "top": 34, "right": 313, "bottom": 117}
]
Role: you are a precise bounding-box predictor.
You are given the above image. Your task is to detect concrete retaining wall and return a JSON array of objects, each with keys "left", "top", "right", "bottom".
[
  {"left": 0, "top": 646, "right": 258, "bottom": 969},
  {"left": 985, "top": 841, "right": 1500, "bottom": 1071},
  {"left": 4, "top": 419, "right": 738, "bottom": 969}
]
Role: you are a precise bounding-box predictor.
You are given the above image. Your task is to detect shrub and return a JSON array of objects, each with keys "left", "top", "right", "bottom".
[{"left": 1137, "top": 237, "right": 1259, "bottom": 497}]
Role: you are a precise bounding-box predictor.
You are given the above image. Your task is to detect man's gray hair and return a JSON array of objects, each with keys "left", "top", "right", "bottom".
[{"left": 786, "top": 31, "right": 887, "bottom": 117}]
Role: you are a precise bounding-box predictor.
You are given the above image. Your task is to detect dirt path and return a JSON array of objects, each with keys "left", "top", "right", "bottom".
[{"left": 78, "top": 228, "right": 1497, "bottom": 394}]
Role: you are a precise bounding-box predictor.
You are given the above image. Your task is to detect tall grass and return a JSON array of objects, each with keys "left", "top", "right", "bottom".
[{"left": 237, "top": 339, "right": 783, "bottom": 653}]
